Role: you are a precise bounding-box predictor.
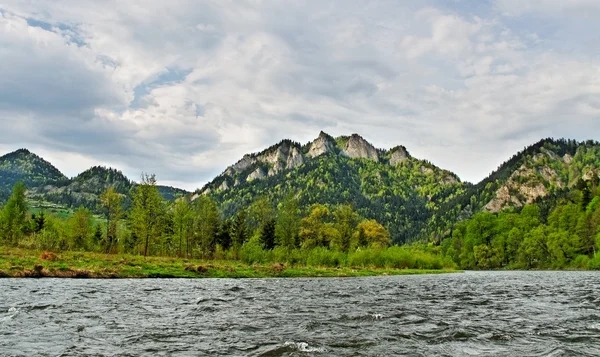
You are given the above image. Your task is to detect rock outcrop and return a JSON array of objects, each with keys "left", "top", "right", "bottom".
[
  {"left": 307, "top": 131, "right": 335, "bottom": 158},
  {"left": 389, "top": 146, "right": 409, "bottom": 165},
  {"left": 201, "top": 131, "right": 419, "bottom": 193},
  {"left": 340, "top": 134, "right": 379, "bottom": 161},
  {"left": 231, "top": 155, "right": 256, "bottom": 173},
  {"left": 247, "top": 167, "right": 266, "bottom": 182},
  {"left": 286, "top": 146, "right": 304, "bottom": 169},
  {"left": 218, "top": 180, "right": 229, "bottom": 191}
]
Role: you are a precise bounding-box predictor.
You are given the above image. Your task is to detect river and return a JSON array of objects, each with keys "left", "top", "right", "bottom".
[{"left": 1, "top": 271, "right": 599, "bottom": 356}]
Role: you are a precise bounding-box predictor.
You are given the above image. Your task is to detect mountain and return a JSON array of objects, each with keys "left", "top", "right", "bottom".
[
  {"left": 1, "top": 135, "right": 598, "bottom": 245},
  {"left": 426, "top": 138, "right": 600, "bottom": 241},
  {"left": 195, "top": 133, "right": 600, "bottom": 244},
  {"left": 28, "top": 166, "right": 136, "bottom": 211},
  {"left": 0, "top": 151, "right": 189, "bottom": 211},
  {"left": 196, "top": 132, "right": 464, "bottom": 244},
  {"left": 0, "top": 149, "right": 68, "bottom": 202}
]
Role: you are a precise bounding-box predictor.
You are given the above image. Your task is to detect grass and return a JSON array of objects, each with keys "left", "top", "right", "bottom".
[{"left": 0, "top": 247, "right": 458, "bottom": 279}]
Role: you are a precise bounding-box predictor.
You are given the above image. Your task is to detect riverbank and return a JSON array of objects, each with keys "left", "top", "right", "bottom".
[{"left": 0, "top": 248, "right": 457, "bottom": 278}]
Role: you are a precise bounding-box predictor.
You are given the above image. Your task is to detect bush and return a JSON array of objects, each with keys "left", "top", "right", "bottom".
[
  {"left": 239, "top": 237, "right": 271, "bottom": 265},
  {"left": 305, "top": 247, "right": 346, "bottom": 267}
]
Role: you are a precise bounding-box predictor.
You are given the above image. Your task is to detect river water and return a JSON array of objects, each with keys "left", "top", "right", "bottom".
[{"left": 1, "top": 271, "right": 599, "bottom": 356}]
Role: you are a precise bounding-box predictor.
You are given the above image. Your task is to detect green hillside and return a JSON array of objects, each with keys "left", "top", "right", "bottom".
[
  {"left": 0, "top": 149, "right": 68, "bottom": 202},
  {"left": 197, "top": 133, "right": 465, "bottom": 244}
]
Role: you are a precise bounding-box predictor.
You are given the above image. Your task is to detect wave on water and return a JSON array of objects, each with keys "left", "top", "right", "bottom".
[
  {"left": 283, "top": 341, "right": 326, "bottom": 353},
  {"left": 0, "top": 307, "right": 19, "bottom": 323}
]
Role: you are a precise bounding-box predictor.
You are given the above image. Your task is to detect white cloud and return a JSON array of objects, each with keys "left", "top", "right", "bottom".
[{"left": 0, "top": 0, "right": 598, "bottom": 190}]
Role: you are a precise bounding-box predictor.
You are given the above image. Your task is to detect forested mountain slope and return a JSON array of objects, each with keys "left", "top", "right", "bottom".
[
  {"left": 196, "top": 132, "right": 466, "bottom": 244},
  {"left": 425, "top": 139, "right": 600, "bottom": 242},
  {"left": 0, "top": 153, "right": 188, "bottom": 212},
  {"left": 0, "top": 149, "right": 68, "bottom": 202},
  {"left": 1, "top": 136, "right": 598, "bottom": 247}
]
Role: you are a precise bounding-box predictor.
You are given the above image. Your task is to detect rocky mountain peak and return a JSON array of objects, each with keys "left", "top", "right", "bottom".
[
  {"left": 389, "top": 146, "right": 409, "bottom": 165},
  {"left": 340, "top": 134, "right": 379, "bottom": 161},
  {"left": 307, "top": 131, "right": 336, "bottom": 158}
]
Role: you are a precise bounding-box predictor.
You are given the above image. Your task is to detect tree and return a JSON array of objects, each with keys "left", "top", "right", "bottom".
[
  {"left": 298, "top": 204, "right": 337, "bottom": 249},
  {"left": 248, "top": 196, "right": 274, "bottom": 233},
  {"left": 355, "top": 220, "right": 391, "bottom": 249},
  {"left": 216, "top": 218, "right": 233, "bottom": 251},
  {"left": 99, "top": 186, "right": 122, "bottom": 253},
  {"left": 93, "top": 222, "right": 104, "bottom": 250},
  {"left": 275, "top": 194, "right": 300, "bottom": 251},
  {"left": 231, "top": 209, "right": 249, "bottom": 251},
  {"left": 130, "top": 173, "right": 164, "bottom": 256},
  {"left": 193, "top": 195, "right": 220, "bottom": 258},
  {"left": 173, "top": 198, "right": 192, "bottom": 257},
  {"left": 31, "top": 211, "right": 46, "bottom": 234},
  {"left": 260, "top": 218, "right": 276, "bottom": 250},
  {"left": 69, "top": 206, "right": 93, "bottom": 250},
  {"left": 332, "top": 204, "right": 359, "bottom": 251},
  {"left": 0, "top": 181, "right": 28, "bottom": 246}
]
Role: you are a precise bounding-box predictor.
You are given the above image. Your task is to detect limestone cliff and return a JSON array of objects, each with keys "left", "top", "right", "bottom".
[
  {"left": 340, "top": 134, "right": 379, "bottom": 161},
  {"left": 307, "top": 131, "right": 336, "bottom": 158}
]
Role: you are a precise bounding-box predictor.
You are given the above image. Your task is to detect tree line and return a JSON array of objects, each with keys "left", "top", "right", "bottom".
[{"left": 0, "top": 175, "right": 394, "bottom": 260}]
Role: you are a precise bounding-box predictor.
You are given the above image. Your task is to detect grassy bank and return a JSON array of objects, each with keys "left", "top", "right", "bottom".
[{"left": 0, "top": 247, "right": 457, "bottom": 278}]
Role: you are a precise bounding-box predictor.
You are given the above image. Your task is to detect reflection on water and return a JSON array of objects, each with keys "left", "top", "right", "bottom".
[{"left": 1, "top": 271, "right": 600, "bottom": 356}]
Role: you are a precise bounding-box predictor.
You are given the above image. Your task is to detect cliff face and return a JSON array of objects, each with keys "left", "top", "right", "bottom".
[
  {"left": 307, "top": 131, "right": 336, "bottom": 158},
  {"left": 340, "top": 134, "right": 379, "bottom": 161},
  {"left": 389, "top": 146, "right": 409, "bottom": 165}
]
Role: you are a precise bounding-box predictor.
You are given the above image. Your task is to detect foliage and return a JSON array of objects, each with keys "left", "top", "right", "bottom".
[
  {"left": 130, "top": 173, "right": 165, "bottom": 256},
  {"left": 442, "top": 177, "right": 600, "bottom": 270}
]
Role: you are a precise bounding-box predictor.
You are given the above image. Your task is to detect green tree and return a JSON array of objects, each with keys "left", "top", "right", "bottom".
[
  {"left": 332, "top": 204, "right": 359, "bottom": 251},
  {"left": 130, "top": 173, "right": 165, "bottom": 256},
  {"left": 275, "top": 194, "right": 300, "bottom": 251},
  {"left": 231, "top": 209, "right": 249, "bottom": 252},
  {"left": 0, "top": 181, "right": 28, "bottom": 246},
  {"left": 93, "top": 222, "right": 104, "bottom": 250},
  {"left": 99, "top": 186, "right": 122, "bottom": 253},
  {"left": 68, "top": 206, "right": 93, "bottom": 250},
  {"left": 173, "top": 198, "right": 192, "bottom": 257},
  {"left": 193, "top": 195, "right": 220, "bottom": 258},
  {"left": 299, "top": 204, "right": 334, "bottom": 249},
  {"left": 260, "top": 218, "right": 276, "bottom": 250},
  {"left": 248, "top": 196, "right": 274, "bottom": 233},
  {"left": 355, "top": 220, "right": 391, "bottom": 249}
]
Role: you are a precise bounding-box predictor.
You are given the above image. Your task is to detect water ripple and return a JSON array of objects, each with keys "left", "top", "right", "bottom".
[{"left": 1, "top": 271, "right": 600, "bottom": 356}]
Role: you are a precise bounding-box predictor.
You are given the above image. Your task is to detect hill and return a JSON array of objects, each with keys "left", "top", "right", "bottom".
[
  {"left": 0, "top": 149, "right": 68, "bottom": 202},
  {"left": 426, "top": 138, "right": 600, "bottom": 242},
  {"left": 0, "top": 152, "right": 189, "bottom": 212}
]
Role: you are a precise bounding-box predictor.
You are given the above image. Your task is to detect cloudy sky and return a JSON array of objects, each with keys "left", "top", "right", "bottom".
[{"left": 0, "top": 0, "right": 599, "bottom": 190}]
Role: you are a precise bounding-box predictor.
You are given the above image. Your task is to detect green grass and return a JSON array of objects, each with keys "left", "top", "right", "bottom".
[{"left": 0, "top": 247, "right": 458, "bottom": 278}]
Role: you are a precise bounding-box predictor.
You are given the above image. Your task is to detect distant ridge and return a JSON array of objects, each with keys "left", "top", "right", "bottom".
[{"left": 1, "top": 134, "right": 598, "bottom": 244}]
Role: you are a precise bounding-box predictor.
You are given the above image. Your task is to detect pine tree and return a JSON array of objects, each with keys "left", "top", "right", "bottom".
[
  {"left": 260, "top": 218, "right": 276, "bottom": 250},
  {"left": 231, "top": 209, "right": 249, "bottom": 251}
]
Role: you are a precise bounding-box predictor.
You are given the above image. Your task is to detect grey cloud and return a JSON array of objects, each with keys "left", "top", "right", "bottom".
[{"left": 0, "top": 0, "right": 599, "bottom": 189}]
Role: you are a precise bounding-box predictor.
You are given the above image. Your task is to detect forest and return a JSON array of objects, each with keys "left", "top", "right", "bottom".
[
  {"left": 1, "top": 137, "right": 600, "bottom": 273},
  {"left": 0, "top": 177, "right": 451, "bottom": 271},
  {"left": 441, "top": 177, "right": 600, "bottom": 269}
]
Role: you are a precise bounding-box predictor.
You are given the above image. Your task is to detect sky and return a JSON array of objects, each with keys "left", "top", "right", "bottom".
[{"left": 0, "top": 0, "right": 599, "bottom": 190}]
